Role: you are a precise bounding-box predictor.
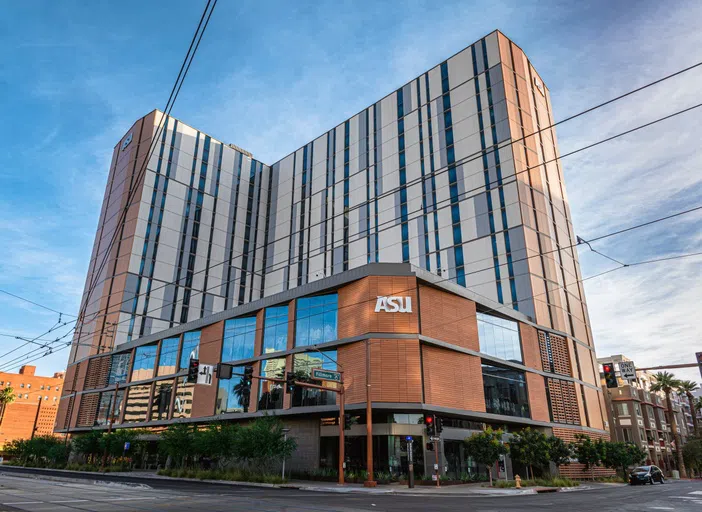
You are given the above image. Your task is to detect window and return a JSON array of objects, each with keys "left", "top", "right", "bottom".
[
  {"left": 179, "top": 331, "right": 200, "bottom": 370},
  {"left": 53, "top": 397, "right": 57, "bottom": 401},
  {"left": 26, "top": 384, "right": 30, "bottom": 389},
  {"left": 391, "top": 414, "right": 424, "bottom": 424},
  {"left": 216, "top": 365, "right": 248, "bottom": 413},
  {"left": 173, "top": 377, "right": 194, "bottom": 419},
  {"left": 150, "top": 380, "right": 173, "bottom": 421},
  {"left": 292, "top": 351, "right": 337, "bottom": 407},
  {"left": 477, "top": 312, "right": 522, "bottom": 363},
  {"left": 108, "top": 353, "right": 131, "bottom": 385},
  {"left": 263, "top": 306, "right": 288, "bottom": 353},
  {"left": 222, "top": 317, "right": 256, "bottom": 363},
  {"left": 95, "top": 390, "right": 125, "bottom": 426},
  {"left": 622, "top": 428, "right": 631, "bottom": 442},
  {"left": 54, "top": 386, "right": 59, "bottom": 391},
  {"left": 20, "top": 383, "right": 24, "bottom": 388},
  {"left": 132, "top": 344, "right": 157, "bottom": 381},
  {"left": 482, "top": 363, "right": 530, "bottom": 418},
  {"left": 123, "top": 384, "right": 151, "bottom": 423},
  {"left": 259, "top": 358, "right": 285, "bottom": 410},
  {"left": 617, "top": 403, "right": 630, "bottom": 416},
  {"left": 295, "top": 294, "right": 338, "bottom": 347},
  {"left": 40, "top": 385, "right": 44, "bottom": 390},
  {"left": 24, "top": 394, "right": 28, "bottom": 399},
  {"left": 157, "top": 338, "right": 180, "bottom": 376},
  {"left": 635, "top": 403, "right": 642, "bottom": 416},
  {"left": 44, "top": 396, "right": 48, "bottom": 401}
]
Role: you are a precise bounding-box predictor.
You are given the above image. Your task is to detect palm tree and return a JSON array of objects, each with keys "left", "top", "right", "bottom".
[
  {"left": 0, "top": 387, "right": 16, "bottom": 425},
  {"left": 676, "top": 380, "right": 699, "bottom": 438},
  {"left": 650, "top": 372, "right": 687, "bottom": 478}
]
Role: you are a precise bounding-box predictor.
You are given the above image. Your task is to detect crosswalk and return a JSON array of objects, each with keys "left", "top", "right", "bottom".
[{"left": 668, "top": 489, "right": 702, "bottom": 507}]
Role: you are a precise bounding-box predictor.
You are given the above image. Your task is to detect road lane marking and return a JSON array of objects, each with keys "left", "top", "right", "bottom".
[{"left": 3, "top": 501, "right": 43, "bottom": 505}]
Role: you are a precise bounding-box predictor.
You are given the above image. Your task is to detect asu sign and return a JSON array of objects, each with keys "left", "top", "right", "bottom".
[{"left": 374, "top": 296, "right": 412, "bottom": 313}]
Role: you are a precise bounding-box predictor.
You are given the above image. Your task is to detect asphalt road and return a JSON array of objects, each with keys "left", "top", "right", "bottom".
[{"left": 0, "top": 471, "right": 700, "bottom": 511}]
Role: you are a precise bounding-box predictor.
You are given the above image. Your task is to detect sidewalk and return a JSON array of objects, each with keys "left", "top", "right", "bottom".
[{"left": 0, "top": 465, "right": 597, "bottom": 496}]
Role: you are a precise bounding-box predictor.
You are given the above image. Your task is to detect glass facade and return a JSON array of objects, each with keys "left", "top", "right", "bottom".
[
  {"left": 108, "top": 353, "right": 131, "bottom": 385},
  {"left": 292, "top": 350, "right": 337, "bottom": 407},
  {"left": 157, "top": 337, "right": 180, "bottom": 376},
  {"left": 215, "top": 365, "right": 247, "bottom": 413},
  {"left": 123, "top": 384, "right": 151, "bottom": 423},
  {"left": 222, "top": 317, "right": 256, "bottom": 362},
  {"left": 482, "top": 363, "right": 530, "bottom": 418},
  {"left": 258, "top": 358, "right": 285, "bottom": 410},
  {"left": 173, "top": 377, "right": 194, "bottom": 419},
  {"left": 131, "top": 344, "right": 157, "bottom": 381},
  {"left": 95, "top": 390, "right": 124, "bottom": 426},
  {"left": 179, "top": 331, "right": 200, "bottom": 370},
  {"left": 263, "top": 306, "right": 288, "bottom": 353},
  {"left": 150, "top": 380, "right": 173, "bottom": 421},
  {"left": 295, "top": 294, "right": 338, "bottom": 347},
  {"left": 477, "top": 312, "right": 522, "bottom": 363}
]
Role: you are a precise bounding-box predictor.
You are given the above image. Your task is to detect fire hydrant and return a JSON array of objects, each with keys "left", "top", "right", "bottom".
[{"left": 515, "top": 474, "right": 522, "bottom": 489}]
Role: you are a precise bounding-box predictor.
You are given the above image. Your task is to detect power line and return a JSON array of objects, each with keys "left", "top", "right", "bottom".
[{"left": 0, "top": 289, "right": 76, "bottom": 318}]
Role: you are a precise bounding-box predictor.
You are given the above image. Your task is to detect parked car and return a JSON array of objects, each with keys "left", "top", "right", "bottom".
[{"left": 629, "top": 465, "right": 665, "bottom": 485}]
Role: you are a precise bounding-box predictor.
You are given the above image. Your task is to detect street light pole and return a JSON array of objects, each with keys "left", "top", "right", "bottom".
[
  {"left": 365, "top": 339, "right": 376, "bottom": 487},
  {"left": 281, "top": 428, "right": 290, "bottom": 480}
]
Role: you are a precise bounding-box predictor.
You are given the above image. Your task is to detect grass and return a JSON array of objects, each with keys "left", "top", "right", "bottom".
[
  {"left": 490, "top": 477, "right": 579, "bottom": 488},
  {"left": 157, "top": 468, "right": 285, "bottom": 484},
  {"left": 595, "top": 475, "right": 627, "bottom": 483}
]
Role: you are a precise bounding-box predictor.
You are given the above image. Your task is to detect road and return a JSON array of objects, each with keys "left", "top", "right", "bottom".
[{"left": 0, "top": 471, "right": 700, "bottom": 511}]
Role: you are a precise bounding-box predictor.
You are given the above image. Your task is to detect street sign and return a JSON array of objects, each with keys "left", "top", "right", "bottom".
[
  {"left": 430, "top": 436, "right": 441, "bottom": 442},
  {"left": 123, "top": 442, "right": 130, "bottom": 451},
  {"left": 405, "top": 436, "right": 413, "bottom": 441},
  {"left": 432, "top": 474, "right": 438, "bottom": 481},
  {"left": 311, "top": 368, "right": 342, "bottom": 383},
  {"left": 619, "top": 361, "right": 636, "bottom": 381},
  {"left": 197, "top": 364, "right": 214, "bottom": 385}
]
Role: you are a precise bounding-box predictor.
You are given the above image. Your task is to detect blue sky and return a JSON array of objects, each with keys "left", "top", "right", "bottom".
[{"left": 0, "top": 0, "right": 700, "bottom": 381}]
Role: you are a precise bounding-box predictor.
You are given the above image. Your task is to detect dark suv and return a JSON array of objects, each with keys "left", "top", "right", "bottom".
[{"left": 629, "top": 465, "right": 665, "bottom": 485}]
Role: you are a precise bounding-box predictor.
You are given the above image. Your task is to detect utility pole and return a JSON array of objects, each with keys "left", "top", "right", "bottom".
[
  {"left": 100, "top": 381, "right": 119, "bottom": 470},
  {"left": 365, "top": 339, "right": 376, "bottom": 487}
]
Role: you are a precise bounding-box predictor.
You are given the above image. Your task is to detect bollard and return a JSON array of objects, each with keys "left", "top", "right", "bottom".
[{"left": 515, "top": 474, "right": 521, "bottom": 489}]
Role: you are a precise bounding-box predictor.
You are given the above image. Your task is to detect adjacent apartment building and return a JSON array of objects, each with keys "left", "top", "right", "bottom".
[
  {"left": 0, "top": 365, "right": 64, "bottom": 449},
  {"left": 598, "top": 354, "right": 692, "bottom": 473},
  {"left": 57, "top": 31, "right": 610, "bottom": 478}
]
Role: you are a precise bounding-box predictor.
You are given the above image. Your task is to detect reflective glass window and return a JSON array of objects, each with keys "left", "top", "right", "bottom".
[
  {"left": 157, "top": 337, "right": 180, "bottom": 376},
  {"left": 215, "top": 365, "right": 248, "bottom": 413},
  {"left": 123, "top": 384, "right": 151, "bottom": 423},
  {"left": 477, "top": 312, "right": 523, "bottom": 363},
  {"left": 95, "top": 390, "right": 124, "bottom": 426},
  {"left": 263, "top": 306, "right": 288, "bottom": 354},
  {"left": 150, "top": 380, "right": 173, "bottom": 421},
  {"left": 292, "top": 350, "right": 337, "bottom": 407},
  {"left": 222, "top": 317, "right": 256, "bottom": 362},
  {"left": 259, "top": 358, "right": 285, "bottom": 410},
  {"left": 179, "top": 331, "right": 200, "bottom": 370},
  {"left": 132, "top": 345, "right": 157, "bottom": 381},
  {"left": 173, "top": 377, "right": 194, "bottom": 419},
  {"left": 482, "top": 363, "right": 530, "bottom": 418},
  {"left": 295, "top": 294, "right": 338, "bottom": 347}
]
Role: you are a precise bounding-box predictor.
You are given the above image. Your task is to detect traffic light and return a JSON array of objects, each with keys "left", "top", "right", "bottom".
[
  {"left": 436, "top": 417, "right": 444, "bottom": 435},
  {"left": 426, "top": 442, "right": 434, "bottom": 451},
  {"left": 344, "top": 414, "right": 352, "bottom": 430},
  {"left": 217, "top": 363, "right": 233, "bottom": 380},
  {"left": 285, "top": 372, "right": 296, "bottom": 393},
  {"left": 424, "top": 414, "right": 435, "bottom": 436},
  {"left": 187, "top": 359, "right": 199, "bottom": 383},
  {"left": 243, "top": 365, "right": 254, "bottom": 387},
  {"left": 602, "top": 362, "right": 618, "bottom": 389}
]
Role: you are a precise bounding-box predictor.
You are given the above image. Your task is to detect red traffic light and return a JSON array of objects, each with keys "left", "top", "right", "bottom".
[
  {"left": 424, "top": 414, "right": 433, "bottom": 424},
  {"left": 603, "top": 364, "right": 612, "bottom": 372}
]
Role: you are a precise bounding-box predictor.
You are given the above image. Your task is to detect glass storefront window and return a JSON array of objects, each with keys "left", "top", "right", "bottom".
[
  {"left": 292, "top": 350, "right": 337, "bottom": 407},
  {"left": 123, "top": 384, "right": 151, "bottom": 423},
  {"left": 482, "top": 363, "right": 530, "bottom": 418},
  {"left": 157, "top": 337, "right": 180, "bottom": 376},
  {"left": 131, "top": 345, "right": 157, "bottom": 381},
  {"left": 259, "top": 358, "right": 285, "bottom": 410},
  {"left": 173, "top": 377, "right": 194, "bottom": 419},
  {"left": 150, "top": 380, "right": 173, "bottom": 421},
  {"left": 108, "top": 353, "right": 131, "bottom": 385},
  {"left": 295, "top": 294, "right": 338, "bottom": 347},
  {"left": 222, "top": 317, "right": 256, "bottom": 363},
  {"left": 179, "top": 331, "right": 200, "bottom": 370},
  {"left": 391, "top": 413, "right": 423, "bottom": 424},
  {"left": 477, "top": 312, "right": 522, "bottom": 363},
  {"left": 263, "top": 306, "right": 288, "bottom": 353},
  {"left": 215, "top": 365, "right": 247, "bottom": 413},
  {"left": 95, "top": 390, "right": 124, "bottom": 426}
]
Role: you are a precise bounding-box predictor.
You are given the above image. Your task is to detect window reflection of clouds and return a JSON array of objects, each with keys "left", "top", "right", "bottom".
[
  {"left": 157, "top": 337, "right": 180, "bottom": 376},
  {"left": 263, "top": 306, "right": 288, "bottom": 353},
  {"left": 216, "top": 365, "right": 247, "bottom": 413},
  {"left": 132, "top": 345, "right": 157, "bottom": 381},
  {"left": 179, "top": 331, "right": 200, "bottom": 370},
  {"left": 295, "top": 294, "right": 338, "bottom": 347},
  {"left": 222, "top": 317, "right": 256, "bottom": 362},
  {"left": 477, "top": 312, "right": 522, "bottom": 363}
]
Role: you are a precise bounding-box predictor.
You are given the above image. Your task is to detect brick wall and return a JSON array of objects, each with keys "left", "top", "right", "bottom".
[
  {"left": 520, "top": 324, "right": 541, "bottom": 370},
  {"left": 552, "top": 427, "right": 615, "bottom": 479},
  {"left": 191, "top": 321, "right": 224, "bottom": 418},
  {"left": 422, "top": 345, "right": 485, "bottom": 412},
  {"left": 418, "top": 285, "right": 478, "bottom": 350},
  {"left": 526, "top": 372, "right": 549, "bottom": 422}
]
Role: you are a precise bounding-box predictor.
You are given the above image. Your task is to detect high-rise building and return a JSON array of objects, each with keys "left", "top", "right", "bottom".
[
  {"left": 59, "top": 31, "right": 609, "bottom": 479},
  {"left": 0, "top": 365, "right": 64, "bottom": 448}
]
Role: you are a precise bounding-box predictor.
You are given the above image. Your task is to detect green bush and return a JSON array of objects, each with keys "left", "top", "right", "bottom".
[
  {"left": 156, "top": 467, "right": 285, "bottom": 484},
  {"left": 489, "top": 477, "right": 579, "bottom": 488}
]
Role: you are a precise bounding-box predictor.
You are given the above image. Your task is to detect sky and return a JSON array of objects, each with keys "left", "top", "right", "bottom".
[{"left": 0, "top": 0, "right": 700, "bottom": 382}]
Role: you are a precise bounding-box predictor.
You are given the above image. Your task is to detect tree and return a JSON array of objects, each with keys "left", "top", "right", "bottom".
[
  {"left": 464, "top": 427, "right": 507, "bottom": 487},
  {"left": 159, "top": 423, "right": 197, "bottom": 468},
  {"left": 73, "top": 431, "right": 104, "bottom": 463},
  {"left": 650, "top": 371, "right": 687, "bottom": 478},
  {"left": 235, "top": 416, "right": 297, "bottom": 473},
  {"left": 508, "top": 428, "right": 550, "bottom": 480},
  {"left": 547, "top": 436, "right": 573, "bottom": 471},
  {"left": 0, "top": 387, "right": 16, "bottom": 425},
  {"left": 601, "top": 441, "right": 647, "bottom": 477},
  {"left": 677, "top": 380, "right": 699, "bottom": 438},
  {"left": 195, "top": 422, "right": 240, "bottom": 469},
  {"left": 682, "top": 438, "right": 702, "bottom": 477},
  {"left": 574, "top": 434, "right": 601, "bottom": 480}
]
